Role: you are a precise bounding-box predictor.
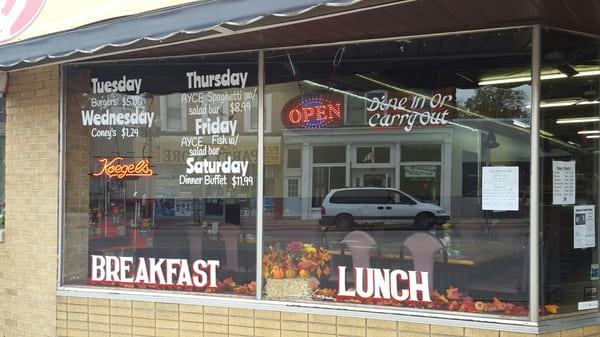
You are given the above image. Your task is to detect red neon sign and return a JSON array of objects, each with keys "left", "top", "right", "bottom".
[
  {"left": 282, "top": 94, "right": 344, "bottom": 129},
  {"left": 93, "top": 157, "right": 153, "bottom": 179}
]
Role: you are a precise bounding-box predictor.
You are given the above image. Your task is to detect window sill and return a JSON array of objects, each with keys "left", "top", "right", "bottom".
[{"left": 54, "top": 285, "right": 582, "bottom": 333}]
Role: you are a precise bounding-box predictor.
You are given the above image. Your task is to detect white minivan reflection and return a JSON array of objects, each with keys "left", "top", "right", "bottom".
[{"left": 319, "top": 187, "right": 449, "bottom": 230}]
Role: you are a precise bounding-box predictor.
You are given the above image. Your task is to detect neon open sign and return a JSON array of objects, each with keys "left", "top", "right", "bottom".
[{"left": 282, "top": 94, "right": 344, "bottom": 129}]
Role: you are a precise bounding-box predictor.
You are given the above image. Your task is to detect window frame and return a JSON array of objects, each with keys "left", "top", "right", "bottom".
[{"left": 159, "top": 94, "right": 187, "bottom": 132}]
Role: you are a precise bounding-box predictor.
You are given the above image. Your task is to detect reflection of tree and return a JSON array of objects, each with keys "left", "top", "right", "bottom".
[{"left": 462, "top": 87, "right": 528, "bottom": 119}]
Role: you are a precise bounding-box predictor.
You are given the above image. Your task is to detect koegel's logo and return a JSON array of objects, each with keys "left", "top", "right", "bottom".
[
  {"left": 0, "top": 0, "right": 45, "bottom": 43},
  {"left": 92, "top": 157, "right": 154, "bottom": 179}
]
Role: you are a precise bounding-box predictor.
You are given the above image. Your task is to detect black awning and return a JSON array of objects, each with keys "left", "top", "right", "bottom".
[{"left": 0, "top": 0, "right": 363, "bottom": 68}]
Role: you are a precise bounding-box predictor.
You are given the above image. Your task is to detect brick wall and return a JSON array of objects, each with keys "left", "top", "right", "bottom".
[
  {"left": 0, "top": 66, "right": 60, "bottom": 337},
  {"left": 56, "top": 297, "right": 600, "bottom": 337}
]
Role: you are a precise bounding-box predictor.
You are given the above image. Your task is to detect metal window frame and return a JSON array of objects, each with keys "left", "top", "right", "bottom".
[
  {"left": 57, "top": 64, "right": 66, "bottom": 289},
  {"left": 55, "top": 24, "right": 600, "bottom": 333},
  {"left": 256, "top": 49, "right": 265, "bottom": 300},
  {"left": 530, "top": 24, "right": 541, "bottom": 323}
]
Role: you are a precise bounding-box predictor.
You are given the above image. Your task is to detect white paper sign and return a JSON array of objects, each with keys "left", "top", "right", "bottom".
[
  {"left": 174, "top": 199, "right": 192, "bottom": 217},
  {"left": 404, "top": 166, "right": 437, "bottom": 178},
  {"left": 574, "top": 205, "right": 595, "bottom": 249},
  {"left": 552, "top": 160, "right": 575, "bottom": 205},
  {"left": 578, "top": 300, "right": 598, "bottom": 311},
  {"left": 482, "top": 166, "right": 519, "bottom": 211}
]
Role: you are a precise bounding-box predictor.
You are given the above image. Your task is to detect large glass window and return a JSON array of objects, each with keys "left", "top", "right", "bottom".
[
  {"left": 540, "top": 29, "right": 600, "bottom": 316},
  {"left": 263, "top": 29, "right": 532, "bottom": 317},
  {"left": 62, "top": 53, "right": 258, "bottom": 296},
  {"left": 61, "top": 28, "right": 600, "bottom": 320}
]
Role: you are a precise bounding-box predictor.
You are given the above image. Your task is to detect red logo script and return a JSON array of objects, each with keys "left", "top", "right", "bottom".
[{"left": 93, "top": 157, "right": 154, "bottom": 179}]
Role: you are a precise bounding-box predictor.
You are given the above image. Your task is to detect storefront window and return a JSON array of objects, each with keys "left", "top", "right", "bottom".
[
  {"left": 263, "top": 29, "right": 533, "bottom": 317},
  {"left": 540, "top": 29, "right": 600, "bottom": 316},
  {"left": 62, "top": 52, "right": 258, "bottom": 296}
]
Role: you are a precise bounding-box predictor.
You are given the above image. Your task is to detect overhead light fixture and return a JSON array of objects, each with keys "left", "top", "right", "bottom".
[
  {"left": 556, "top": 64, "right": 579, "bottom": 77},
  {"left": 478, "top": 76, "right": 532, "bottom": 86},
  {"left": 484, "top": 131, "right": 500, "bottom": 149},
  {"left": 568, "top": 141, "right": 580, "bottom": 147},
  {"left": 540, "top": 130, "right": 554, "bottom": 137},
  {"left": 479, "top": 73, "right": 566, "bottom": 86},
  {"left": 577, "top": 70, "right": 600, "bottom": 77},
  {"left": 527, "top": 99, "right": 600, "bottom": 109},
  {"left": 578, "top": 130, "right": 600, "bottom": 135},
  {"left": 541, "top": 100, "right": 578, "bottom": 108},
  {"left": 586, "top": 135, "right": 600, "bottom": 139},
  {"left": 577, "top": 100, "right": 600, "bottom": 106},
  {"left": 478, "top": 68, "right": 600, "bottom": 86},
  {"left": 512, "top": 119, "right": 530, "bottom": 128},
  {"left": 556, "top": 117, "right": 600, "bottom": 124}
]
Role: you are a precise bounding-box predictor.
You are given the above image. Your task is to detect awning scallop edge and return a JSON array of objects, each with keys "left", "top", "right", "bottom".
[{"left": 0, "top": 0, "right": 363, "bottom": 68}]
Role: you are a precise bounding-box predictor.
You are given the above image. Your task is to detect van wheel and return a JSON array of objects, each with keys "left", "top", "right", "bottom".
[
  {"left": 336, "top": 214, "right": 354, "bottom": 230},
  {"left": 415, "top": 213, "right": 435, "bottom": 229}
]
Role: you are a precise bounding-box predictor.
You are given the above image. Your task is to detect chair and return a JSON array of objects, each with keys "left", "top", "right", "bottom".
[
  {"left": 401, "top": 232, "right": 446, "bottom": 291},
  {"left": 341, "top": 231, "right": 381, "bottom": 268},
  {"left": 220, "top": 223, "right": 241, "bottom": 272},
  {"left": 467, "top": 235, "right": 528, "bottom": 301},
  {"left": 185, "top": 227, "right": 204, "bottom": 261},
  {"left": 152, "top": 228, "right": 190, "bottom": 260},
  {"left": 325, "top": 231, "right": 380, "bottom": 287}
]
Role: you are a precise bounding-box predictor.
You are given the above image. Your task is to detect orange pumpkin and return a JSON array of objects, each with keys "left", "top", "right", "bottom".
[
  {"left": 271, "top": 266, "right": 285, "bottom": 279},
  {"left": 248, "top": 282, "right": 257, "bottom": 293},
  {"left": 545, "top": 304, "right": 559, "bottom": 314},
  {"left": 299, "top": 269, "right": 310, "bottom": 278},
  {"left": 285, "top": 269, "right": 297, "bottom": 278}
]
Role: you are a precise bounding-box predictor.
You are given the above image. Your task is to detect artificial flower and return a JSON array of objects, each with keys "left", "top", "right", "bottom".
[
  {"left": 286, "top": 241, "right": 304, "bottom": 253},
  {"left": 303, "top": 243, "right": 317, "bottom": 254}
]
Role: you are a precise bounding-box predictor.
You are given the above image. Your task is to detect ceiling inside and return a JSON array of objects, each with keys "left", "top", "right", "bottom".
[{"left": 92, "top": 0, "right": 600, "bottom": 64}]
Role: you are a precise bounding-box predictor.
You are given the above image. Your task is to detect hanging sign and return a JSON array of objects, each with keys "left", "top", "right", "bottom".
[
  {"left": 92, "top": 157, "right": 154, "bottom": 179},
  {"left": 282, "top": 94, "right": 343, "bottom": 129}
]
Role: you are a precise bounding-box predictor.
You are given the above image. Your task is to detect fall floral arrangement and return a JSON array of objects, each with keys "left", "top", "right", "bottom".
[
  {"left": 314, "top": 286, "right": 560, "bottom": 316},
  {"left": 263, "top": 241, "right": 332, "bottom": 280},
  {"left": 88, "top": 277, "right": 257, "bottom": 296}
]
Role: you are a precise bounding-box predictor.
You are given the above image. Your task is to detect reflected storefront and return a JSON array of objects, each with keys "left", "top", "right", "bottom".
[{"left": 261, "top": 30, "right": 534, "bottom": 316}]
